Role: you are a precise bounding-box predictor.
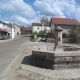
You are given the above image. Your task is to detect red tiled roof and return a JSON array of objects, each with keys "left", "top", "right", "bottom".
[
  {"left": 32, "top": 23, "right": 42, "bottom": 26},
  {"left": 32, "top": 23, "right": 50, "bottom": 27},
  {"left": 44, "top": 24, "right": 50, "bottom": 26},
  {"left": 51, "top": 18, "right": 79, "bottom": 25},
  {"left": 0, "top": 28, "right": 7, "bottom": 32},
  {"left": 25, "top": 28, "right": 32, "bottom": 31}
]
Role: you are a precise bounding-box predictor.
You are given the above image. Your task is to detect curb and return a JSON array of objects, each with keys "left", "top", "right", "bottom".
[{"left": 0, "top": 47, "right": 26, "bottom": 77}]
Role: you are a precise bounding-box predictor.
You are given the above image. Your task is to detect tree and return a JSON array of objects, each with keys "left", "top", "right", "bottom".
[
  {"left": 20, "top": 26, "right": 27, "bottom": 35},
  {"left": 69, "top": 25, "right": 80, "bottom": 43},
  {"left": 40, "top": 16, "right": 50, "bottom": 24}
]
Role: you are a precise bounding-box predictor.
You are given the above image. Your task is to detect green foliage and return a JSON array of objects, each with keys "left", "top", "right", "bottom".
[
  {"left": 36, "top": 31, "right": 47, "bottom": 37},
  {"left": 30, "top": 31, "right": 47, "bottom": 42},
  {"left": 47, "top": 31, "right": 55, "bottom": 38},
  {"left": 30, "top": 33, "right": 35, "bottom": 40},
  {"left": 62, "top": 33, "right": 69, "bottom": 38},
  {"left": 20, "top": 26, "right": 27, "bottom": 35},
  {"left": 69, "top": 25, "right": 80, "bottom": 43},
  {"left": 21, "top": 29, "right": 27, "bottom": 35}
]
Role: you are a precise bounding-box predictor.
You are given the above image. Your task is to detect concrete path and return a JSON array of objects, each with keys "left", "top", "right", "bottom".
[{"left": 0, "top": 35, "right": 31, "bottom": 76}]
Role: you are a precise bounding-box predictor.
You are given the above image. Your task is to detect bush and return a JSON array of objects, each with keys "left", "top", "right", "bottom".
[
  {"left": 68, "top": 26, "right": 80, "bottom": 43},
  {"left": 21, "top": 29, "right": 27, "bottom": 35},
  {"left": 62, "top": 33, "right": 69, "bottom": 38},
  {"left": 36, "top": 31, "right": 47, "bottom": 37},
  {"left": 30, "top": 34, "right": 34, "bottom": 40},
  {"left": 47, "top": 32, "right": 55, "bottom": 38}
]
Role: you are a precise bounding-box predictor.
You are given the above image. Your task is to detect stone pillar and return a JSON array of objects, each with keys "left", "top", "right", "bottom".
[
  {"left": 60, "top": 32, "right": 62, "bottom": 46},
  {"left": 55, "top": 31, "right": 58, "bottom": 46},
  {"left": 58, "top": 31, "right": 62, "bottom": 46},
  {"left": 54, "top": 28, "right": 63, "bottom": 51}
]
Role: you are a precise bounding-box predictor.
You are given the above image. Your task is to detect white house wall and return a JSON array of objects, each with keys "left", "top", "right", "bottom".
[
  {"left": 0, "top": 24, "right": 7, "bottom": 29},
  {"left": 45, "top": 27, "right": 51, "bottom": 31},
  {"left": 42, "top": 26, "right": 51, "bottom": 31},
  {"left": 0, "top": 23, "right": 11, "bottom": 32},
  {"left": 6, "top": 25, "right": 11, "bottom": 32},
  {"left": 51, "top": 22, "right": 74, "bottom": 33},
  {"left": 58, "top": 25, "right": 73, "bottom": 33},
  {"left": 3, "top": 24, "right": 7, "bottom": 29},
  {"left": 32, "top": 26, "right": 42, "bottom": 33},
  {"left": 51, "top": 22, "right": 55, "bottom": 31},
  {"left": 33, "top": 26, "right": 51, "bottom": 33},
  {"left": 14, "top": 25, "right": 21, "bottom": 36},
  {"left": 0, "top": 23, "right": 4, "bottom": 29}
]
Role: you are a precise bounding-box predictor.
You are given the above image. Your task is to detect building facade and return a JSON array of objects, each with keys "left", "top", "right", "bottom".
[
  {"left": 25, "top": 27, "right": 32, "bottom": 34},
  {"left": 50, "top": 18, "right": 79, "bottom": 33},
  {"left": 32, "top": 23, "right": 51, "bottom": 33},
  {"left": 14, "top": 24, "right": 21, "bottom": 36}
]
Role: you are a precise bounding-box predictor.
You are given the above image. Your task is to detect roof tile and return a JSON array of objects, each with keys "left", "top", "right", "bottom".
[
  {"left": 25, "top": 28, "right": 32, "bottom": 31},
  {"left": 51, "top": 18, "right": 79, "bottom": 25},
  {"left": 0, "top": 28, "right": 7, "bottom": 32},
  {"left": 32, "top": 23, "right": 50, "bottom": 27}
]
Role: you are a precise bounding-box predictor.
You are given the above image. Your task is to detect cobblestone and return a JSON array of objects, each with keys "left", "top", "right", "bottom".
[{"left": 21, "top": 64, "right": 80, "bottom": 79}]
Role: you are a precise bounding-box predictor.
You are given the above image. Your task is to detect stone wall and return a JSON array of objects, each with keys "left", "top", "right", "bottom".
[
  {"left": 32, "top": 50, "right": 80, "bottom": 69},
  {"left": 47, "top": 38, "right": 55, "bottom": 43}
]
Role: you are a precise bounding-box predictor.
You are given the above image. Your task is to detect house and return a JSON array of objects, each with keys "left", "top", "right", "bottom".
[
  {"left": 0, "top": 21, "right": 11, "bottom": 33},
  {"left": 25, "top": 27, "right": 32, "bottom": 34},
  {"left": 0, "top": 21, "right": 11, "bottom": 36},
  {"left": 0, "top": 28, "right": 8, "bottom": 35},
  {"left": 13, "top": 23, "right": 21, "bottom": 36},
  {"left": 50, "top": 18, "right": 79, "bottom": 33},
  {"left": 32, "top": 23, "right": 50, "bottom": 33},
  {"left": 0, "top": 21, "right": 21, "bottom": 39}
]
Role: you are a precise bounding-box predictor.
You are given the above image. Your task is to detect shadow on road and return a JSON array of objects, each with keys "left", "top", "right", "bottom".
[
  {"left": 21, "top": 55, "right": 53, "bottom": 70},
  {"left": 21, "top": 55, "right": 32, "bottom": 66}
]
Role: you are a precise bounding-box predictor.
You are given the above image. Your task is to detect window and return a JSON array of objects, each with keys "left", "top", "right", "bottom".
[{"left": 37, "top": 27, "right": 39, "bottom": 29}]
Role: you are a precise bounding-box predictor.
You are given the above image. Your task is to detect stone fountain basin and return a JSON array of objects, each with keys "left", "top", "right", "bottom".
[
  {"left": 32, "top": 45, "right": 80, "bottom": 69},
  {"left": 32, "top": 45, "right": 80, "bottom": 56}
]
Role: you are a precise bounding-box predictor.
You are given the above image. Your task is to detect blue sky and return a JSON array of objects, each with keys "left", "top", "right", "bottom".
[{"left": 0, "top": 0, "right": 80, "bottom": 26}]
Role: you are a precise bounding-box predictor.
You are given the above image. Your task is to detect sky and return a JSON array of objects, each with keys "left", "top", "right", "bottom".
[{"left": 0, "top": 0, "right": 80, "bottom": 26}]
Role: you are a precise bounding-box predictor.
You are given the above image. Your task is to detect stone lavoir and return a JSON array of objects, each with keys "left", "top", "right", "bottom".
[{"left": 32, "top": 26, "right": 80, "bottom": 69}]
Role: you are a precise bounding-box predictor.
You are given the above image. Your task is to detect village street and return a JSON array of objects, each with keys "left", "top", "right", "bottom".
[{"left": 0, "top": 35, "right": 31, "bottom": 76}]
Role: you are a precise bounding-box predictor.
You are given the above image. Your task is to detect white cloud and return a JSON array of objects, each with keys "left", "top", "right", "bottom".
[
  {"left": 0, "top": 0, "right": 36, "bottom": 17},
  {"left": 57, "top": 0, "right": 80, "bottom": 21},
  {"left": 34, "top": 0, "right": 80, "bottom": 22},
  {"left": 11, "top": 15, "right": 30, "bottom": 26},
  {"left": 1, "top": 0, "right": 80, "bottom": 26},
  {"left": 34, "top": 0, "right": 65, "bottom": 18}
]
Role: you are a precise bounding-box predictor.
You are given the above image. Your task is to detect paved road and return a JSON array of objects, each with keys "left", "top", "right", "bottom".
[{"left": 0, "top": 35, "right": 31, "bottom": 76}]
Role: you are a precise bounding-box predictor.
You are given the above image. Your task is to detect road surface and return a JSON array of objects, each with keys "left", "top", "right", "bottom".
[{"left": 0, "top": 35, "right": 31, "bottom": 76}]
